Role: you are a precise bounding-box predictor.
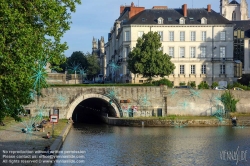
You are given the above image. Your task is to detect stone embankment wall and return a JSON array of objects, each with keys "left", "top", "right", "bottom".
[
  {"left": 25, "top": 86, "right": 250, "bottom": 119},
  {"left": 102, "top": 117, "right": 250, "bottom": 127},
  {"left": 166, "top": 89, "right": 250, "bottom": 116}
]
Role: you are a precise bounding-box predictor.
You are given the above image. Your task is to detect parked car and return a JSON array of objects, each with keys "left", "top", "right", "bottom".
[
  {"left": 233, "top": 87, "right": 244, "bottom": 91},
  {"left": 175, "top": 86, "right": 192, "bottom": 89},
  {"left": 214, "top": 86, "right": 228, "bottom": 90},
  {"left": 83, "top": 80, "right": 91, "bottom": 84}
]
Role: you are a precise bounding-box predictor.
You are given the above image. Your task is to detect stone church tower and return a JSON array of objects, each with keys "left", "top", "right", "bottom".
[
  {"left": 220, "top": 0, "right": 249, "bottom": 20},
  {"left": 92, "top": 36, "right": 106, "bottom": 77}
]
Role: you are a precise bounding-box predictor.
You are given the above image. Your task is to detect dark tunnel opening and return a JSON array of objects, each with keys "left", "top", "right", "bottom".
[{"left": 72, "top": 98, "right": 117, "bottom": 124}]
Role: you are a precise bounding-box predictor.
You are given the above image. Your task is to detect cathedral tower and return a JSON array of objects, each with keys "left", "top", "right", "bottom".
[{"left": 220, "top": 0, "right": 249, "bottom": 20}]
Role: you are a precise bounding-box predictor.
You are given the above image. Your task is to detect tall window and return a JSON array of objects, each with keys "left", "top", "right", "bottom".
[
  {"left": 220, "top": 46, "right": 226, "bottom": 58},
  {"left": 124, "top": 31, "right": 130, "bottom": 41},
  {"left": 158, "top": 31, "right": 163, "bottom": 41},
  {"left": 169, "top": 47, "right": 174, "bottom": 57},
  {"left": 180, "top": 65, "right": 185, "bottom": 74},
  {"left": 201, "top": 65, "right": 206, "bottom": 74},
  {"left": 180, "top": 47, "right": 185, "bottom": 58},
  {"left": 200, "top": 47, "right": 206, "bottom": 57},
  {"left": 124, "top": 47, "right": 129, "bottom": 58},
  {"left": 220, "top": 64, "right": 225, "bottom": 74},
  {"left": 190, "top": 47, "right": 195, "bottom": 58},
  {"left": 169, "top": 31, "right": 174, "bottom": 41},
  {"left": 220, "top": 31, "right": 226, "bottom": 41},
  {"left": 180, "top": 31, "right": 185, "bottom": 41},
  {"left": 191, "top": 31, "right": 196, "bottom": 41},
  {"left": 201, "top": 31, "right": 206, "bottom": 41},
  {"left": 138, "top": 31, "right": 144, "bottom": 38},
  {"left": 191, "top": 65, "right": 196, "bottom": 74},
  {"left": 232, "top": 11, "right": 236, "bottom": 20}
]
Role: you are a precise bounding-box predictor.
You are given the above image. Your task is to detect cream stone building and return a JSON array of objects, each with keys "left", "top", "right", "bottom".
[{"left": 104, "top": 3, "right": 239, "bottom": 86}]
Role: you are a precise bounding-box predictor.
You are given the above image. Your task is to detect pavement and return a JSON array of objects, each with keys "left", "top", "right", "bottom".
[{"left": 0, "top": 121, "right": 71, "bottom": 166}]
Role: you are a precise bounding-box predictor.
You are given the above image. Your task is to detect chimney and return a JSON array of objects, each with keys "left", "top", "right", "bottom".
[
  {"left": 182, "top": 4, "right": 187, "bottom": 17},
  {"left": 120, "top": 6, "right": 125, "bottom": 15},
  {"left": 207, "top": 4, "right": 211, "bottom": 12},
  {"left": 152, "top": 6, "right": 168, "bottom": 10}
]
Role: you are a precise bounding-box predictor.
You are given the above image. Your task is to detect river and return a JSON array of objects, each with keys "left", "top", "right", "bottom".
[{"left": 54, "top": 123, "right": 249, "bottom": 166}]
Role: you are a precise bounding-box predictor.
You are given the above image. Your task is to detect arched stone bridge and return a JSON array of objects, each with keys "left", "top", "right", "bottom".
[
  {"left": 26, "top": 86, "right": 167, "bottom": 119},
  {"left": 25, "top": 86, "right": 250, "bottom": 119}
]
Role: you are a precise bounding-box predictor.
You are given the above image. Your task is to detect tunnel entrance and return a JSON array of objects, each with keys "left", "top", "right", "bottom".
[{"left": 72, "top": 98, "right": 117, "bottom": 124}]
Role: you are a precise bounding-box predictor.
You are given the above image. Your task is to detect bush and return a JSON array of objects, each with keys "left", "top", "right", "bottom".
[
  {"left": 188, "top": 81, "right": 196, "bottom": 89},
  {"left": 179, "top": 82, "right": 186, "bottom": 86},
  {"left": 198, "top": 82, "right": 209, "bottom": 89},
  {"left": 152, "top": 78, "right": 173, "bottom": 88},
  {"left": 211, "top": 82, "right": 218, "bottom": 89},
  {"left": 221, "top": 91, "right": 239, "bottom": 113}
]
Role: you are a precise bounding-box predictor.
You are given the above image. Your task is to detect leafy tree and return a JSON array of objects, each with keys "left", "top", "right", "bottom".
[
  {"left": 221, "top": 91, "right": 239, "bottom": 113},
  {"left": 198, "top": 82, "right": 209, "bottom": 89},
  {"left": 86, "top": 53, "right": 100, "bottom": 80},
  {"left": 127, "top": 31, "right": 175, "bottom": 83},
  {"left": 67, "top": 51, "right": 88, "bottom": 73},
  {"left": 0, "top": 0, "right": 81, "bottom": 123}
]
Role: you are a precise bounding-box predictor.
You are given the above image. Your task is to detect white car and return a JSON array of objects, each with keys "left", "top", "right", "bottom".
[{"left": 214, "top": 86, "right": 228, "bottom": 90}]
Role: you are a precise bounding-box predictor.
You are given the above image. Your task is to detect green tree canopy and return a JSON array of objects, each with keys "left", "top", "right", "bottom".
[
  {"left": 0, "top": 0, "right": 81, "bottom": 123},
  {"left": 127, "top": 31, "right": 175, "bottom": 82},
  {"left": 67, "top": 51, "right": 88, "bottom": 73},
  {"left": 86, "top": 53, "right": 100, "bottom": 80}
]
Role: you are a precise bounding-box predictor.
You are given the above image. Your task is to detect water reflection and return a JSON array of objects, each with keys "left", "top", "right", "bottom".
[{"left": 55, "top": 124, "right": 250, "bottom": 166}]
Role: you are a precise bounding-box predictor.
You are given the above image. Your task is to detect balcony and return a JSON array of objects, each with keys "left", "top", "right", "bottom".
[
  {"left": 189, "top": 74, "right": 196, "bottom": 78},
  {"left": 211, "top": 58, "right": 233, "bottom": 62}
]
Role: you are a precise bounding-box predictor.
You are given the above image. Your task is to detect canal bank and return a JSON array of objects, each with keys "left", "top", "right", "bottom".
[
  {"left": 101, "top": 116, "right": 250, "bottom": 127},
  {"left": 36, "top": 122, "right": 72, "bottom": 166}
]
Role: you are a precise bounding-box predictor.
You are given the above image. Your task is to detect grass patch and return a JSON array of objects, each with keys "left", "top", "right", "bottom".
[{"left": 51, "top": 119, "right": 68, "bottom": 138}]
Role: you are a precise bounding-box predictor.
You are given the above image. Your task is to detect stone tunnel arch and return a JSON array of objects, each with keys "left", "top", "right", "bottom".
[{"left": 66, "top": 93, "right": 121, "bottom": 119}]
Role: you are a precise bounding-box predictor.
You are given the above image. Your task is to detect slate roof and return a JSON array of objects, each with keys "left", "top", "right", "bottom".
[
  {"left": 231, "top": 20, "right": 250, "bottom": 38},
  {"left": 125, "top": 9, "right": 233, "bottom": 25},
  {"left": 229, "top": 0, "right": 240, "bottom": 5}
]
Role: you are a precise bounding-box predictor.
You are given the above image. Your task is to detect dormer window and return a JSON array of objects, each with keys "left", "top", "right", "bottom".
[
  {"left": 201, "top": 17, "right": 207, "bottom": 24},
  {"left": 157, "top": 17, "right": 164, "bottom": 24},
  {"left": 179, "top": 17, "right": 185, "bottom": 24}
]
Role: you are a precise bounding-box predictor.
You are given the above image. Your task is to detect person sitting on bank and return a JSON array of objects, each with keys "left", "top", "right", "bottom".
[
  {"left": 68, "top": 117, "right": 74, "bottom": 124},
  {"left": 22, "top": 128, "right": 27, "bottom": 133},
  {"left": 231, "top": 116, "right": 237, "bottom": 126},
  {"left": 42, "top": 132, "right": 51, "bottom": 139}
]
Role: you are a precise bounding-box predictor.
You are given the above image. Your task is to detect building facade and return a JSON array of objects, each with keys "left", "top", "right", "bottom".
[
  {"left": 231, "top": 21, "right": 250, "bottom": 75},
  {"left": 105, "top": 3, "right": 237, "bottom": 86},
  {"left": 220, "top": 0, "right": 249, "bottom": 21},
  {"left": 92, "top": 37, "right": 106, "bottom": 77}
]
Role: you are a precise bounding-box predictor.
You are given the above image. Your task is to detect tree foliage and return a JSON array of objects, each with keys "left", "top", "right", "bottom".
[
  {"left": 86, "top": 53, "right": 100, "bottom": 80},
  {"left": 152, "top": 78, "right": 173, "bottom": 87},
  {"left": 0, "top": 0, "right": 81, "bottom": 122},
  {"left": 198, "top": 82, "right": 209, "bottom": 89},
  {"left": 67, "top": 51, "right": 88, "bottom": 73},
  {"left": 127, "top": 31, "right": 175, "bottom": 82},
  {"left": 221, "top": 91, "right": 239, "bottom": 113}
]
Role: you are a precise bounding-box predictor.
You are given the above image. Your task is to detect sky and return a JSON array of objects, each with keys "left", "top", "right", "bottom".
[{"left": 61, "top": 0, "right": 247, "bottom": 57}]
